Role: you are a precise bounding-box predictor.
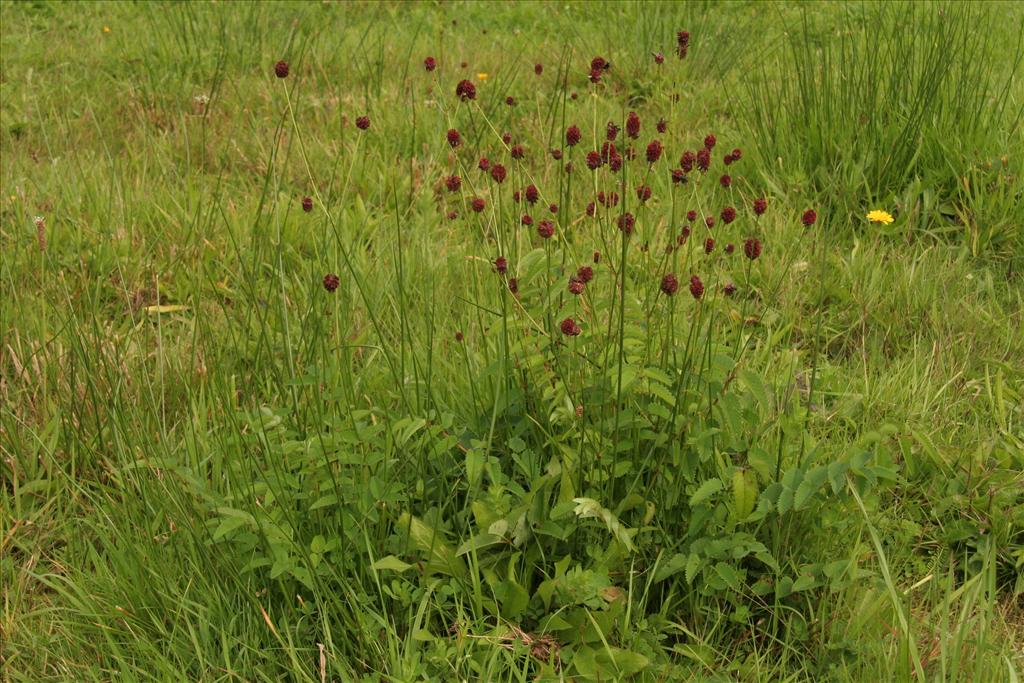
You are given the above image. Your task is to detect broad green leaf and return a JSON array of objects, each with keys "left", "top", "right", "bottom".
[
  {"left": 397, "top": 513, "right": 466, "bottom": 578},
  {"left": 572, "top": 497, "right": 637, "bottom": 552},
  {"left": 456, "top": 532, "right": 504, "bottom": 556},
  {"left": 144, "top": 304, "right": 187, "bottom": 314},
  {"left": 371, "top": 555, "right": 414, "bottom": 572},
  {"left": 792, "top": 574, "right": 818, "bottom": 592},
  {"left": 465, "top": 449, "right": 484, "bottom": 490},
  {"left": 732, "top": 469, "right": 758, "bottom": 520},
  {"left": 212, "top": 515, "right": 250, "bottom": 541}
]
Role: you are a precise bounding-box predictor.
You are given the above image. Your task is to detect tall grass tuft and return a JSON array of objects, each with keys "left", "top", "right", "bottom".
[{"left": 742, "top": 2, "right": 1023, "bottom": 251}]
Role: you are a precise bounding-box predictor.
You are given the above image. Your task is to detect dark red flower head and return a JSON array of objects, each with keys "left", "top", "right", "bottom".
[
  {"left": 617, "top": 212, "right": 635, "bottom": 235},
  {"left": 696, "top": 148, "right": 711, "bottom": 173},
  {"left": 560, "top": 317, "right": 581, "bottom": 337},
  {"left": 508, "top": 278, "right": 519, "bottom": 295},
  {"left": 586, "top": 151, "right": 602, "bottom": 170},
  {"left": 637, "top": 185, "right": 652, "bottom": 202},
  {"left": 723, "top": 282, "right": 737, "bottom": 297},
  {"left": 566, "top": 125, "right": 582, "bottom": 146},
  {"left": 494, "top": 256, "right": 508, "bottom": 274},
  {"left": 356, "top": 115, "right": 370, "bottom": 130},
  {"left": 719, "top": 174, "right": 731, "bottom": 188},
  {"left": 609, "top": 154, "right": 623, "bottom": 172},
  {"left": 549, "top": 203, "right": 558, "bottom": 213},
  {"left": 490, "top": 164, "right": 507, "bottom": 183},
  {"left": 646, "top": 139, "right": 663, "bottom": 164},
  {"left": 447, "top": 210, "right": 458, "bottom": 220},
  {"left": 506, "top": 96, "right": 515, "bottom": 106},
  {"left": 703, "top": 134, "right": 716, "bottom": 150},
  {"left": 274, "top": 60, "right": 289, "bottom": 78},
  {"left": 521, "top": 214, "right": 533, "bottom": 226},
  {"left": 689, "top": 274, "right": 704, "bottom": 300},
  {"left": 657, "top": 118, "right": 668, "bottom": 133},
  {"left": 513, "top": 190, "right": 521, "bottom": 203},
  {"left": 680, "top": 150, "right": 696, "bottom": 173},
  {"left": 447, "top": 128, "right": 462, "bottom": 148},
  {"left": 723, "top": 154, "right": 733, "bottom": 166},
  {"left": 568, "top": 277, "right": 584, "bottom": 295},
  {"left": 660, "top": 273, "right": 679, "bottom": 296},
  {"left": 681, "top": 225, "right": 691, "bottom": 240},
  {"left": 802, "top": 209, "right": 817, "bottom": 227},
  {"left": 626, "top": 111, "right": 641, "bottom": 139},
  {"left": 589, "top": 68, "right": 603, "bottom": 83},
  {"left": 753, "top": 197, "right": 768, "bottom": 216},
  {"left": 686, "top": 210, "right": 698, "bottom": 222},
  {"left": 302, "top": 196, "right": 313, "bottom": 213},
  {"left": 671, "top": 169, "right": 688, "bottom": 184},
  {"left": 725, "top": 243, "right": 736, "bottom": 254},
  {"left": 743, "top": 237, "right": 762, "bottom": 260},
  {"left": 586, "top": 202, "right": 596, "bottom": 217},
  {"left": 577, "top": 265, "right": 594, "bottom": 283},
  {"left": 606, "top": 121, "right": 620, "bottom": 141},
  {"left": 525, "top": 184, "right": 540, "bottom": 204},
  {"left": 534, "top": 63, "right": 543, "bottom": 75},
  {"left": 510, "top": 144, "right": 525, "bottom": 160},
  {"left": 705, "top": 215, "right": 715, "bottom": 229},
  {"left": 471, "top": 198, "right": 485, "bottom": 213},
  {"left": 537, "top": 219, "right": 555, "bottom": 239},
  {"left": 677, "top": 30, "right": 690, "bottom": 47},
  {"left": 424, "top": 56, "right": 437, "bottom": 71},
  {"left": 654, "top": 52, "right": 665, "bottom": 65},
  {"left": 455, "top": 331, "right": 463, "bottom": 342},
  {"left": 323, "top": 273, "right": 340, "bottom": 292},
  {"left": 564, "top": 161, "right": 573, "bottom": 175},
  {"left": 445, "top": 175, "right": 462, "bottom": 192},
  {"left": 704, "top": 237, "right": 715, "bottom": 254},
  {"left": 550, "top": 148, "right": 563, "bottom": 160},
  {"left": 593, "top": 251, "right": 601, "bottom": 263},
  {"left": 591, "top": 56, "right": 609, "bottom": 72},
  {"left": 721, "top": 206, "right": 737, "bottom": 224},
  {"left": 502, "top": 132, "right": 512, "bottom": 145},
  {"left": 477, "top": 156, "right": 490, "bottom": 171},
  {"left": 731, "top": 147, "right": 742, "bottom": 161},
  {"left": 455, "top": 79, "right": 477, "bottom": 100}
]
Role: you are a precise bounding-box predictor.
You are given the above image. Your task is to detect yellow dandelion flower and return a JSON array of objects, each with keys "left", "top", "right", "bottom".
[
  {"left": 866, "top": 209, "right": 894, "bottom": 225},
  {"left": 477, "top": 72, "right": 489, "bottom": 81},
  {"left": 103, "top": 26, "right": 111, "bottom": 33}
]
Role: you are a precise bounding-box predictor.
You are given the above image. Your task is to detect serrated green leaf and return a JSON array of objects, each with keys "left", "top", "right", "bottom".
[
  {"left": 654, "top": 553, "right": 687, "bottom": 582},
  {"left": 690, "top": 478, "right": 724, "bottom": 507},
  {"left": 739, "top": 368, "right": 771, "bottom": 409},
  {"left": 685, "top": 552, "right": 702, "bottom": 584},
  {"left": 794, "top": 465, "right": 829, "bottom": 510},
  {"left": 715, "top": 562, "right": 744, "bottom": 592}
]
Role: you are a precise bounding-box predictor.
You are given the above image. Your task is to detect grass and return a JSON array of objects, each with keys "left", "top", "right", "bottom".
[{"left": 2, "top": 1, "right": 1023, "bottom": 681}]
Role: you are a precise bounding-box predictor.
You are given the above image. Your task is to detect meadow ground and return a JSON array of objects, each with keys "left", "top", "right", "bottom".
[{"left": 1, "top": 1, "right": 1023, "bottom": 681}]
